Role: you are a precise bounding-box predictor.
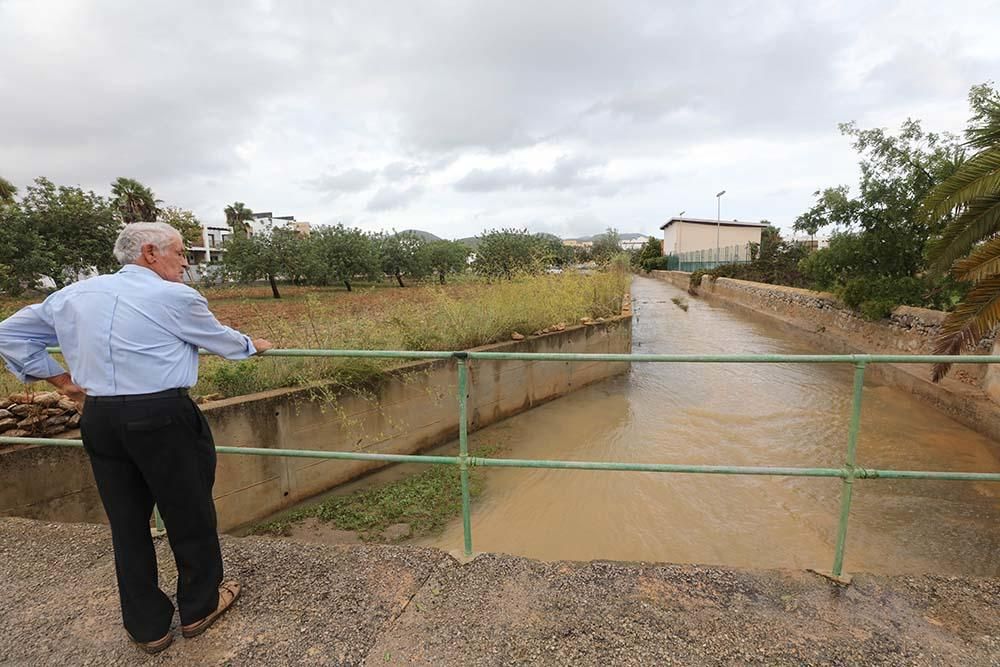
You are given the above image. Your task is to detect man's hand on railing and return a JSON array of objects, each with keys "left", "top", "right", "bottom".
[{"left": 253, "top": 338, "right": 275, "bottom": 354}]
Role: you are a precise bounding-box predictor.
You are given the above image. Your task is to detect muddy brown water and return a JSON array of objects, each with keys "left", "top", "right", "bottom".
[
  {"left": 262, "top": 276, "right": 1000, "bottom": 576},
  {"left": 408, "top": 276, "right": 999, "bottom": 576}
]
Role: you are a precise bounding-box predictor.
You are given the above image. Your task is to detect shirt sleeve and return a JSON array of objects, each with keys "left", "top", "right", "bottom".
[
  {"left": 167, "top": 291, "right": 258, "bottom": 359},
  {"left": 0, "top": 302, "right": 67, "bottom": 383}
]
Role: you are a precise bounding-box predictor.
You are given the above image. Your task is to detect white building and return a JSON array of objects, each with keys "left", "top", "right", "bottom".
[
  {"left": 188, "top": 212, "right": 311, "bottom": 263},
  {"left": 188, "top": 225, "right": 234, "bottom": 266},
  {"left": 621, "top": 235, "right": 650, "bottom": 251},
  {"left": 247, "top": 212, "right": 312, "bottom": 237},
  {"left": 660, "top": 216, "right": 768, "bottom": 257},
  {"left": 789, "top": 234, "right": 830, "bottom": 250}
]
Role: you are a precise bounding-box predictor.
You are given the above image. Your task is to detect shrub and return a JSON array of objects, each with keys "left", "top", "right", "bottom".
[
  {"left": 641, "top": 255, "right": 673, "bottom": 272},
  {"left": 840, "top": 276, "right": 925, "bottom": 320},
  {"left": 208, "top": 361, "right": 263, "bottom": 396}
]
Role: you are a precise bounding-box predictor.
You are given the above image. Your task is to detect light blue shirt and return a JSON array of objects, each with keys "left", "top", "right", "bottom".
[{"left": 0, "top": 264, "right": 257, "bottom": 396}]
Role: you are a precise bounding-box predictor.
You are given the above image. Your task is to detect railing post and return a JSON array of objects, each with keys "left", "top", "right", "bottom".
[
  {"left": 456, "top": 355, "right": 473, "bottom": 557},
  {"left": 831, "top": 360, "right": 866, "bottom": 580}
]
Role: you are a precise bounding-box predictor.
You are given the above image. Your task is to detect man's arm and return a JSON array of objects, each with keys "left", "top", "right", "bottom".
[
  {"left": 168, "top": 292, "right": 273, "bottom": 359},
  {"left": 0, "top": 303, "right": 85, "bottom": 405},
  {"left": 0, "top": 303, "right": 67, "bottom": 383}
]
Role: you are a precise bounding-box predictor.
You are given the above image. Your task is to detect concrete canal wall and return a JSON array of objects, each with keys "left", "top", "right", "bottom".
[{"left": 0, "top": 317, "right": 632, "bottom": 531}]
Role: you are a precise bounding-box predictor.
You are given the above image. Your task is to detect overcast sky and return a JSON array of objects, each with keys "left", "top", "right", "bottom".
[{"left": 2, "top": 1, "right": 997, "bottom": 240}]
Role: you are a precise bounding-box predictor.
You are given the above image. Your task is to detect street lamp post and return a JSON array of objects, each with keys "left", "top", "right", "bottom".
[
  {"left": 676, "top": 210, "right": 685, "bottom": 256},
  {"left": 715, "top": 190, "right": 726, "bottom": 265}
]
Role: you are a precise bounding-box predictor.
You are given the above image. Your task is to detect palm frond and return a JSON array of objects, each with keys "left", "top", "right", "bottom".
[
  {"left": 931, "top": 277, "right": 1000, "bottom": 381},
  {"left": 952, "top": 237, "right": 1000, "bottom": 282},
  {"left": 966, "top": 87, "right": 1000, "bottom": 149},
  {"left": 920, "top": 147, "right": 1000, "bottom": 221},
  {"left": 926, "top": 194, "right": 1000, "bottom": 273}
]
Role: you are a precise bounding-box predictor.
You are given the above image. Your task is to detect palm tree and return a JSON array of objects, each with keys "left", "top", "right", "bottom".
[
  {"left": 224, "top": 202, "right": 254, "bottom": 236},
  {"left": 111, "top": 177, "right": 160, "bottom": 223},
  {"left": 0, "top": 176, "right": 16, "bottom": 205},
  {"left": 922, "top": 84, "right": 1000, "bottom": 381}
]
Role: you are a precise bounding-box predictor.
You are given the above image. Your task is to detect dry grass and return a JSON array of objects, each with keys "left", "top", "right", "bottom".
[{"left": 0, "top": 269, "right": 630, "bottom": 399}]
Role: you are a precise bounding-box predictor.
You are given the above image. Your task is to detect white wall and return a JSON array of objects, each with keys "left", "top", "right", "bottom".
[{"left": 664, "top": 222, "right": 763, "bottom": 254}]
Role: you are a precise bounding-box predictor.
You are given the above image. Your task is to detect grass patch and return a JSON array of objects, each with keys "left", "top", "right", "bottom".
[{"left": 250, "top": 445, "right": 499, "bottom": 541}]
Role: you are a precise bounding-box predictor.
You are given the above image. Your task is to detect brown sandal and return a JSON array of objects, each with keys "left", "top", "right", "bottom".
[
  {"left": 181, "top": 580, "right": 242, "bottom": 639},
  {"left": 129, "top": 631, "right": 174, "bottom": 655}
]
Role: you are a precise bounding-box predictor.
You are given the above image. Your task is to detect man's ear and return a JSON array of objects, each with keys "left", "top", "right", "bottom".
[{"left": 141, "top": 243, "right": 159, "bottom": 262}]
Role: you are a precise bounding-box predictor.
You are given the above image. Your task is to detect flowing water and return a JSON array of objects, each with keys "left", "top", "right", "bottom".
[{"left": 415, "top": 276, "right": 1000, "bottom": 576}]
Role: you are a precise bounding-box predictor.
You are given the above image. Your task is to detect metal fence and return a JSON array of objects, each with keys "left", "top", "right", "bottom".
[
  {"left": 3, "top": 348, "right": 1000, "bottom": 582},
  {"left": 667, "top": 244, "right": 753, "bottom": 272}
]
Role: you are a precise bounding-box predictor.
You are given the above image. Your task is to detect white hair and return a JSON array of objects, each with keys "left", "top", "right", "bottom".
[{"left": 113, "top": 222, "right": 183, "bottom": 265}]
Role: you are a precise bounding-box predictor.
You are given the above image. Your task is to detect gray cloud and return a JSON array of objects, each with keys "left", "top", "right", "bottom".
[
  {"left": 0, "top": 0, "right": 995, "bottom": 238},
  {"left": 454, "top": 155, "right": 604, "bottom": 193},
  {"left": 367, "top": 185, "right": 424, "bottom": 211},
  {"left": 306, "top": 169, "right": 378, "bottom": 197}
]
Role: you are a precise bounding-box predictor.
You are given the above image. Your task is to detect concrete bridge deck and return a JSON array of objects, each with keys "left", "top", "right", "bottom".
[{"left": 0, "top": 517, "right": 996, "bottom": 666}]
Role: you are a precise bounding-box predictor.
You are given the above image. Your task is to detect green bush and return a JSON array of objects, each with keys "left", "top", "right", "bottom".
[
  {"left": 208, "top": 361, "right": 263, "bottom": 396},
  {"left": 641, "top": 255, "right": 673, "bottom": 272},
  {"left": 859, "top": 298, "right": 899, "bottom": 321},
  {"left": 840, "top": 276, "right": 925, "bottom": 320}
]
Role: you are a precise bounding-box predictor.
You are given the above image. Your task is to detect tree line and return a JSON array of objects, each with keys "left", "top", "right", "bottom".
[
  {"left": 220, "top": 221, "right": 624, "bottom": 298},
  {"left": 0, "top": 175, "right": 626, "bottom": 298}
]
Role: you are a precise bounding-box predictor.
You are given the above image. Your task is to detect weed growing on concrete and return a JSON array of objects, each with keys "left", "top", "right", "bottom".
[{"left": 249, "top": 445, "right": 499, "bottom": 541}]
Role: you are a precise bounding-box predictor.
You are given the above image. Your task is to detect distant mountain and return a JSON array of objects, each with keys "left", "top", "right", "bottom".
[
  {"left": 457, "top": 236, "right": 480, "bottom": 248},
  {"left": 400, "top": 229, "right": 441, "bottom": 242}
]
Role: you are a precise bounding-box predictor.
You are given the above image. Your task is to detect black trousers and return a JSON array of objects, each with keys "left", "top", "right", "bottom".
[{"left": 81, "top": 391, "right": 222, "bottom": 642}]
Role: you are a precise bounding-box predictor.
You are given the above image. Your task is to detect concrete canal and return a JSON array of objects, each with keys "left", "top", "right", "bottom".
[{"left": 412, "top": 276, "right": 1000, "bottom": 576}]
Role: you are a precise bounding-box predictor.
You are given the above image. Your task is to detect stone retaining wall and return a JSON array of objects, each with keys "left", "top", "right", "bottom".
[{"left": 1, "top": 316, "right": 632, "bottom": 531}]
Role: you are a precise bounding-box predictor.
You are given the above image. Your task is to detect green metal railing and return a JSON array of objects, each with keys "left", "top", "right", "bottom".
[{"left": 3, "top": 349, "right": 1000, "bottom": 581}]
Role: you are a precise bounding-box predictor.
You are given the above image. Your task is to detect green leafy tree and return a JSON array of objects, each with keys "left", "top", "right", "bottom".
[
  {"left": 0, "top": 177, "right": 17, "bottom": 205},
  {"left": 572, "top": 245, "right": 593, "bottom": 263},
  {"left": 0, "top": 202, "right": 46, "bottom": 295},
  {"left": 920, "top": 83, "right": 1000, "bottom": 380},
  {"left": 224, "top": 202, "right": 254, "bottom": 237},
  {"left": 473, "top": 228, "right": 544, "bottom": 280},
  {"left": 307, "top": 224, "right": 379, "bottom": 291},
  {"left": 158, "top": 206, "right": 204, "bottom": 247},
  {"left": 532, "top": 233, "right": 574, "bottom": 268},
  {"left": 422, "top": 240, "right": 470, "bottom": 284},
  {"left": 377, "top": 230, "right": 429, "bottom": 287},
  {"left": 746, "top": 226, "right": 809, "bottom": 285},
  {"left": 794, "top": 118, "right": 964, "bottom": 316},
  {"left": 19, "top": 177, "right": 121, "bottom": 288},
  {"left": 636, "top": 236, "right": 663, "bottom": 270},
  {"left": 111, "top": 177, "right": 160, "bottom": 223},
  {"left": 221, "top": 225, "right": 309, "bottom": 298},
  {"left": 590, "top": 227, "right": 622, "bottom": 265}
]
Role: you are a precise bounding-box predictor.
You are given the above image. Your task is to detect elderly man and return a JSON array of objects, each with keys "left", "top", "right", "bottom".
[{"left": 0, "top": 222, "right": 273, "bottom": 654}]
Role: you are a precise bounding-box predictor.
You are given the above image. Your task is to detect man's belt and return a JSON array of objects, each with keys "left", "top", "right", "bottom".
[{"left": 86, "top": 388, "right": 189, "bottom": 403}]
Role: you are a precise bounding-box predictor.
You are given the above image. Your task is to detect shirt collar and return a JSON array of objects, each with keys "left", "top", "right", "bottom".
[{"left": 118, "top": 264, "right": 162, "bottom": 280}]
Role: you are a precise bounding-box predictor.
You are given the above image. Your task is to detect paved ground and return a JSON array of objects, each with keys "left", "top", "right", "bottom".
[{"left": 0, "top": 518, "right": 997, "bottom": 666}]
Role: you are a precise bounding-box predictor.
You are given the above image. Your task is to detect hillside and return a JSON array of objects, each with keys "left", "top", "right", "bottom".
[{"left": 399, "top": 229, "right": 442, "bottom": 242}]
